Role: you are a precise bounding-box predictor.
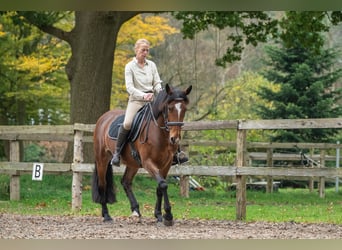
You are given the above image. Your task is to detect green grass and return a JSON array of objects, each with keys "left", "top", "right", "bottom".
[{"left": 1, "top": 174, "right": 342, "bottom": 224}]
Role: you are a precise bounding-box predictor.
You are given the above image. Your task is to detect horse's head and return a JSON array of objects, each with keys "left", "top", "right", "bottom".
[{"left": 156, "top": 84, "right": 192, "bottom": 144}]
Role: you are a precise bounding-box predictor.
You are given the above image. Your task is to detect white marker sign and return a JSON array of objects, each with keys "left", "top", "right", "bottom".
[{"left": 32, "top": 163, "right": 44, "bottom": 181}]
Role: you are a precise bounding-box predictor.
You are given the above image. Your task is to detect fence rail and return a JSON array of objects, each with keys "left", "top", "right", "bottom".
[
  {"left": 1, "top": 162, "right": 341, "bottom": 178},
  {"left": 1, "top": 118, "right": 342, "bottom": 220}
]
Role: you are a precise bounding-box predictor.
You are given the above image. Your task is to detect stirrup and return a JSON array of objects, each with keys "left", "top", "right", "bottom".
[
  {"left": 111, "top": 153, "right": 121, "bottom": 166},
  {"left": 172, "top": 151, "right": 189, "bottom": 165}
]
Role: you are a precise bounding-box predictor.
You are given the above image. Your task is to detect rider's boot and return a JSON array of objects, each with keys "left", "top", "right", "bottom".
[
  {"left": 111, "top": 126, "right": 130, "bottom": 166},
  {"left": 172, "top": 146, "right": 189, "bottom": 165}
]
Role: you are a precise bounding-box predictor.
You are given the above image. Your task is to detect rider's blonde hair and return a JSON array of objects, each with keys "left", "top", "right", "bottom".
[{"left": 134, "top": 38, "right": 150, "bottom": 51}]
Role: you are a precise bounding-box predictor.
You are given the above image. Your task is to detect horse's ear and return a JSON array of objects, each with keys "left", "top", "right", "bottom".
[
  {"left": 185, "top": 85, "right": 192, "bottom": 95},
  {"left": 165, "top": 83, "right": 172, "bottom": 95}
]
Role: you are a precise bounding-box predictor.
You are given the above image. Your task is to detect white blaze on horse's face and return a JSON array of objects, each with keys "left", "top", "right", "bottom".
[
  {"left": 175, "top": 102, "right": 182, "bottom": 120},
  {"left": 168, "top": 101, "right": 185, "bottom": 145}
]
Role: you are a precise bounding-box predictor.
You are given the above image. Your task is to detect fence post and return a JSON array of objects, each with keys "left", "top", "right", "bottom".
[
  {"left": 179, "top": 175, "right": 189, "bottom": 198},
  {"left": 72, "top": 128, "right": 84, "bottom": 211},
  {"left": 236, "top": 127, "right": 247, "bottom": 220},
  {"left": 266, "top": 147, "right": 273, "bottom": 193},
  {"left": 318, "top": 149, "right": 325, "bottom": 198},
  {"left": 308, "top": 148, "right": 314, "bottom": 192},
  {"left": 336, "top": 141, "right": 340, "bottom": 193},
  {"left": 179, "top": 143, "right": 190, "bottom": 197},
  {"left": 9, "top": 140, "right": 20, "bottom": 201}
]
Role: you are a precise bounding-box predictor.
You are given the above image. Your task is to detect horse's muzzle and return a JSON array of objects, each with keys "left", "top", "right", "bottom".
[{"left": 167, "top": 122, "right": 183, "bottom": 145}]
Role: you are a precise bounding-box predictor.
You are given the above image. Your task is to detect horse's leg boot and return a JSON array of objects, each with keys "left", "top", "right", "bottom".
[{"left": 111, "top": 126, "right": 130, "bottom": 166}]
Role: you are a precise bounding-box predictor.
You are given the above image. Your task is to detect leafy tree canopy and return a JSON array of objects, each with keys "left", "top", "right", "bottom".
[
  {"left": 0, "top": 11, "right": 70, "bottom": 125},
  {"left": 173, "top": 11, "right": 278, "bottom": 67},
  {"left": 174, "top": 11, "right": 342, "bottom": 67}
]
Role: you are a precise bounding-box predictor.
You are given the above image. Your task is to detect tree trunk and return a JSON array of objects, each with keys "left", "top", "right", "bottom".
[{"left": 62, "top": 11, "right": 138, "bottom": 162}]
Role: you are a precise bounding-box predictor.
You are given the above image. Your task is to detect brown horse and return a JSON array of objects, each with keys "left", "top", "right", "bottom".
[{"left": 92, "top": 84, "right": 192, "bottom": 226}]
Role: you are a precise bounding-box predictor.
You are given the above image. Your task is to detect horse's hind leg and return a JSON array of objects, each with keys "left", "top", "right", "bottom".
[
  {"left": 101, "top": 202, "right": 112, "bottom": 222},
  {"left": 93, "top": 162, "right": 115, "bottom": 222},
  {"left": 121, "top": 167, "right": 141, "bottom": 220}
]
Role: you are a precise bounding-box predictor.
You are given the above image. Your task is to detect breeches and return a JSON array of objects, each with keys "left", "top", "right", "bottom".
[{"left": 123, "top": 100, "right": 146, "bottom": 130}]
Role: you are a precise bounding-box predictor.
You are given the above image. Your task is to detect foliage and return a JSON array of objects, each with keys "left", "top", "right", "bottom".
[
  {"left": 23, "top": 143, "right": 46, "bottom": 162},
  {"left": 111, "top": 14, "right": 179, "bottom": 109},
  {"left": 280, "top": 11, "right": 342, "bottom": 55},
  {"left": 173, "top": 11, "right": 278, "bottom": 66},
  {"left": 185, "top": 71, "right": 277, "bottom": 166},
  {"left": 256, "top": 12, "right": 342, "bottom": 143},
  {"left": 15, "top": 11, "right": 69, "bottom": 28},
  {"left": 174, "top": 11, "right": 342, "bottom": 68},
  {"left": 189, "top": 146, "right": 236, "bottom": 167},
  {"left": 0, "top": 12, "right": 70, "bottom": 125},
  {"left": 213, "top": 71, "right": 279, "bottom": 122}
]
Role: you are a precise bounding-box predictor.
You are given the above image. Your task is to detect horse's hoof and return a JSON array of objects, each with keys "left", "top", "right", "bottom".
[
  {"left": 103, "top": 215, "right": 113, "bottom": 223},
  {"left": 156, "top": 221, "right": 164, "bottom": 227},
  {"left": 163, "top": 219, "right": 174, "bottom": 227},
  {"left": 129, "top": 210, "right": 142, "bottom": 223}
]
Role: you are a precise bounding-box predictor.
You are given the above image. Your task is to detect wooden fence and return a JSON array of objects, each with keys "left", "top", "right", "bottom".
[{"left": 1, "top": 118, "right": 342, "bottom": 220}]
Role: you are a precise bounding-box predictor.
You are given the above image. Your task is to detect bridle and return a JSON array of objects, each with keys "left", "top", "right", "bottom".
[
  {"left": 139, "top": 98, "right": 185, "bottom": 144},
  {"left": 162, "top": 97, "right": 186, "bottom": 131},
  {"left": 150, "top": 97, "right": 185, "bottom": 132}
]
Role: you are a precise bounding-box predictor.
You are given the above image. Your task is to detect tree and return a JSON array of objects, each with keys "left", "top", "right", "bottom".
[
  {"left": 13, "top": 11, "right": 139, "bottom": 162},
  {"left": 174, "top": 11, "right": 342, "bottom": 66},
  {"left": 256, "top": 12, "right": 342, "bottom": 142},
  {"left": 173, "top": 11, "right": 279, "bottom": 66},
  {"left": 3, "top": 11, "right": 181, "bottom": 161},
  {"left": 0, "top": 12, "right": 70, "bottom": 160},
  {"left": 0, "top": 12, "right": 69, "bottom": 126}
]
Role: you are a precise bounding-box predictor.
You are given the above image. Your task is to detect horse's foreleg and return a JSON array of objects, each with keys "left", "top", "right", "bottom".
[
  {"left": 154, "top": 183, "right": 163, "bottom": 223},
  {"left": 155, "top": 179, "right": 174, "bottom": 226}
]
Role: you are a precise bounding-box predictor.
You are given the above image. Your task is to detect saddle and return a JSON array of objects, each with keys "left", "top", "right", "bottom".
[
  {"left": 108, "top": 104, "right": 152, "bottom": 167},
  {"left": 108, "top": 104, "right": 149, "bottom": 142}
]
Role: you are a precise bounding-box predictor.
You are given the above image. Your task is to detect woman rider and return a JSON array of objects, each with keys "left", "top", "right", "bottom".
[{"left": 111, "top": 38, "right": 188, "bottom": 166}]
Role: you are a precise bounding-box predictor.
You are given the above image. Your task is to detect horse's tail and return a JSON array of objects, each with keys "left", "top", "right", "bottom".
[{"left": 92, "top": 162, "right": 117, "bottom": 204}]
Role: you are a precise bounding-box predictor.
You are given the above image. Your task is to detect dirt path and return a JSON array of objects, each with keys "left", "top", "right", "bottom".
[{"left": 1, "top": 213, "right": 342, "bottom": 239}]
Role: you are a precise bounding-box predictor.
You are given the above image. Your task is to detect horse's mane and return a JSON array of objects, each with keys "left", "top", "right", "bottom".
[{"left": 151, "top": 85, "right": 189, "bottom": 118}]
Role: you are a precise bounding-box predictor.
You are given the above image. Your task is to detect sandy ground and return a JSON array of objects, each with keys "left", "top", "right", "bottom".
[{"left": 1, "top": 213, "right": 342, "bottom": 239}]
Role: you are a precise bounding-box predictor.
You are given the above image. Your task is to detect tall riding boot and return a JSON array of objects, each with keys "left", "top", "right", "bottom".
[
  {"left": 172, "top": 146, "right": 189, "bottom": 165},
  {"left": 111, "top": 126, "right": 130, "bottom": 166}
]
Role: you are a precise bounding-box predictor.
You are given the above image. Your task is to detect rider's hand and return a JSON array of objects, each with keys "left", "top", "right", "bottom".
[{"left": 143, "top": 93, "right": 153, "bottom": 101}]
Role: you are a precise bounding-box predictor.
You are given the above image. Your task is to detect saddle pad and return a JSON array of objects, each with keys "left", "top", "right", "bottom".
[
  {"left": 108, "top": 114, "right": 125, "bottom": 139},
  {"left": 107, "top": 104, "right": 149, "bottom": 141}
]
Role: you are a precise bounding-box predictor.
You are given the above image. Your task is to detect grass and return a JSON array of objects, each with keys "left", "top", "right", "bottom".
[{"left": 1, "top": 173, "right": 342, "bottom": 224}]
